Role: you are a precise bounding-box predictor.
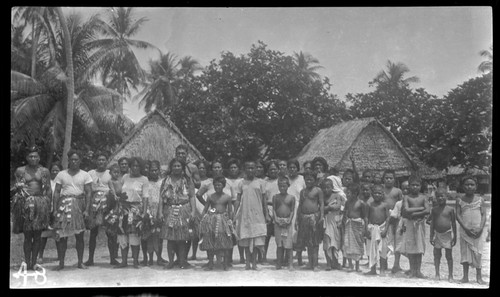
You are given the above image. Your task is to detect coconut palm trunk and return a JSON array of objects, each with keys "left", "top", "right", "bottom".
[{"left": 56, "top": 7, "right": 75, "bottom": 169}]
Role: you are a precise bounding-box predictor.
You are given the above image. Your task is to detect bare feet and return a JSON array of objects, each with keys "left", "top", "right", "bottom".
[
  {"left": 415, "top": 272, "right": 427, "bottom": 279},
  {"left": 364, "top": 270, "right": 377, "bottom": 276},
  {"left": 313, "top": 266, "right": 319, "bottom": 272},
  {"left": 288, "top": 266, "right": 294, "bottom": 271},
  {"left": 391, "top": 266, "right": 403, "bottom": 274},
  {"left": 203, "top": 263, "right": 214, "bottom": 271},
  {"left": 164, "top": 262, "right": 175, "bottom": 270},
  {"left": 77, "top": 263, "right": 88, "bottom": 269},
  {"left": 326, "top": 267, "right": 332, "bottom": 271},
  {"left": 434, "top": 274, "right": 441, "bottom": 280},
  {"left": 460, "top": 277, "right": 469, "bottom": 283},
  {"left": 245, "top": 264, "right": 251, "bottom": 270},
  {"left": 53, "top": 265, "right": 64, "bottom": 271},
  {"left": 83, "top": 260, "right": 94, "bottom": 266},
  {"left": 448, "top": 277, "right": 454, "bottom": 283},
  {"left": 276, "top": 265, "right": 282, "bottom": 270},
  {"left": 477, "top": 278, "right": 486, "bottom": 285}
]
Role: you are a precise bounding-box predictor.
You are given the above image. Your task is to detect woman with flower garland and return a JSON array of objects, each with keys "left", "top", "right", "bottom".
[
  {"left": 159, "top": 158, "right": 196, "bottom": 269},
  {"left": 114, "top": 157, "right": 149, "bottom": 269}
]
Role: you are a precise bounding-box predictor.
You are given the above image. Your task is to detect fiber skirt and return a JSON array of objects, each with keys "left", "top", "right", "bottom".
[
  {"left": 160, "top": 203, "right": 192, "bottom": 241},
  {"left": 86, "top": 191, "right": 113, "bottom": 230},
  {"left": 11, "top": 193, "right": 51, "bottom": 234},
  {"left": 199, "top": 211, "right": 233, "bottom": 251},
  {"left": 296, "top": 212, "right": 323, "bottom": 249},
  {"left": 53, "top": 196, "right": 86, "bottom": 238}
]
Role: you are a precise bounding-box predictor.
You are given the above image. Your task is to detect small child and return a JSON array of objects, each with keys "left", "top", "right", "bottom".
[
  {"left": 109, "top": 164, "right": 123, "bottom": 195},
  {"left": 296, "top": 173, "right": 324, "bottom": 272},
  {"left": 401, "top": 175, "right": 430, "bottom": 278},
  {"left": 365, "top": 184, "right": 390, "bottom": 275},
  {"left": 272, "top": 176, "right": 296, "bottom": 271},
  {"left": 322, "top": 179, "right": 344, "bottom": 271},
  {"left": 199, "top": 176, "right": 234, "bottom": 271},
  {"left": 341, "top": 168, "right": 357, "bottom": 268},
  {"left": 430, "top": 188, "right": 457, "bottom": 282},
  {"left": 342, "top": 183, "right": 368, "bottom": 272},
  {"left": 456, "top": 176, "right": 487, "bottom": 285}
]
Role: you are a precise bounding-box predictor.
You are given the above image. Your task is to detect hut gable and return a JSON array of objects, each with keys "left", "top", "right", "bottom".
[
  {"left": 108, "top": 110, "right": 203, "bottom": 166},
  {"left": 296, "top": 117, "right": 417, "bottom": 174}
]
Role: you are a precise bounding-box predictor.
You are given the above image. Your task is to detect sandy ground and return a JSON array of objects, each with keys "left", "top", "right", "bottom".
[{"left": 10, "top": 223, "right": 490, "bottom": 289}]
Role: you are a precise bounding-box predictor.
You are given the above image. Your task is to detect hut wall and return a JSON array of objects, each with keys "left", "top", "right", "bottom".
[
  {"left": 336, "top": 124, "right": 413, "bottom": 174},
  {"left": 109, "top": 117, "right": 199, "bottom": 166}
]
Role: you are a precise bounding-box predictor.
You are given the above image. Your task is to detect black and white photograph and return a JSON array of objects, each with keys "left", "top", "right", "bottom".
[{"left": 10, "top": 6, "right": 492, "bottom": 288}]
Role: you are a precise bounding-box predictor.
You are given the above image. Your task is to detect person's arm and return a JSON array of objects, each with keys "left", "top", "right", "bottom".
[
  {"left": 262, "top": 191, "right": 271, "bottom": 223},
  {"left": 201, "top": 195, "right": 210, "bottom": 217},
  {"left": 84, "top": 183, "right": 92, "bottom": 217},
  {"left": 381, "top": 205, "right": 391, "bottom": 238},
  {"left": 289, "top": 196, "right": 296, "bottom": 222},
  {"left": 187, "top": 179, "right": 196, "bottom": 218},
  {"left": 234, "top": 193, "right": 242, "bottom": 216},
  {"left": 107, "top": 179, "right": 117, "bottom": 200},
  {"left": 473, "top": 200, "right": 487, "bottom": 238},
  {"left": 196, "top": 185, "right": 208, "bottom": 206},
  {"left": 191, "top": 165, "right": 201, "bottom": 189},
  {"left": 451, "top": 208, "right": 457, "bottom": 246},
  {"left": 53, "top": 183, "right": 62, "bottom": 217},
  {"left": 455, "top": 198, "right": 474, "bottom": 237},
  {"left": 227, "top": 196, "right": 233, "bottom": 221},
  {"left": 411, "top": 196, "right": 431, "bottom": 219},
  {"left": 142, "top": 180, "right": 149, "bottom": 215},
  {"left": 318, "top": 188, "right": 324, "bottom": 223},
  {"left": 295, "top": 191, "right": 303, "bottom": 230},
  {"left": 158, "top": 180, "right": 165, "bottom": 221},
  {"left": 362, "top": 201, "right": 369, "bottom": 237},
  {"left": 349, "top": 149, "right": 358, "bottom": 183},
  {"left": 272, "top": 195, "right": 278, "bottom": 224},
  {"left": 429, "top": 208, "right": 435, "bottom": 245},
  {"left": 42, "top": 168, "right": 52, "bottom": 200}
]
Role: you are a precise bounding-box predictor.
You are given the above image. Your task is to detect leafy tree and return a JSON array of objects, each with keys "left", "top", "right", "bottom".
[
  {"left": 170, "top": 41, "right": 349, "bottom": 162},
  {"left": 84, "top": 7, "right": 159, "bottom": 112},
  {"left": 478, "top": 45, "right": 493, "bottom": 74}
]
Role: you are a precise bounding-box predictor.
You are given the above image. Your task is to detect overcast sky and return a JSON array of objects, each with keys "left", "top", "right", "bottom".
[{"left": 63, "top": 7, "right": 493, "bottom": 123}]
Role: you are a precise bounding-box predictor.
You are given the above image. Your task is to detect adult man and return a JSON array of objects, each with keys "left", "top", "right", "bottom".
[{"left": 175, "top": 144, "right": 201, "bottom": 189}]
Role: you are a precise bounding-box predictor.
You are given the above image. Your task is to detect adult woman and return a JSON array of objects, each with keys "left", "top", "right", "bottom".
[
  {"left": 52, "top": 149, "right": 92, "bottom": 270},
  {"left": 287, "top": 159, "right": 306, "bottom": 265},
  {"left": 312, "top": 156, "right": 329, "bottom": 186},
  {"left": 115, "top": 157, "right": 149, "bottom": 269},
  {"left": 262, "top": 160, "right": 280, "bottom": 263},
  {"left": 159, "top": 158, "right": 196, "bottom": 269},
  {"left": 142, "top": 160, "right": 165, "bottom": 266},
  {"left": 190, "top": 159, "right": 211, "bottom": 261},
  {"left": 118, "top": 157, "right": 130, "bottom": 179},
  {"left": 11, "top": 146, "right": 52, "bottom": 270},
  {"left": 38, "top": 162, "right": 62, "bottom": 263},
  {"left": 85, "top": 152, "right": 118, "bottom": 266}
]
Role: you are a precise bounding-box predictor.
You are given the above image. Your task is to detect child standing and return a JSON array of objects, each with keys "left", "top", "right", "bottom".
[
  {"left": 430, "top": 188, "right": 457, "bottom": 282},
  {"left": 296, "top": 173, "right": 324, "bottom": 271},
  {"left": 225, "top": 158, "right": 244, "bottom": 264},
  {"left": 272, "top": 176, "right": 296, "bottom": 270},
  {"left": 382, "top": 170, "right": 403, "bottom": 272},
  {"left": 456, "top": 176, "right": 487, "bottom": 285},
  {"left": 199, "top": 176, "right": 234, "bottom": 271},
  {"left": 342, "top": 183, "right": 368, "bottom": 272},
  {"left": 322, "top": 179, "right": 344, "bottom": 270},
  {"left": 365, "top": 184, "right": 390, "bottom": 275},
  {"left": 401, "top": 175, "right": 430, "bottom": 278},
  {"left": 234, "top": 160, "right": 271, "bottom": 270}
]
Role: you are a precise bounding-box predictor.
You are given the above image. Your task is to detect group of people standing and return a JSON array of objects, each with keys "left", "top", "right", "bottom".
[{"left": 10, "top": 146, "right": 488, "bottom": 285}]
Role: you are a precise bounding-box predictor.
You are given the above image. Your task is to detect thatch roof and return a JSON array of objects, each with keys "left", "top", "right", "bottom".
[
  {"left": 295, "top": 117, "right": 419, "bottom": 176},
  {"left": 108, "top": 110, "right": 203, "bottom": 166},
  {"left": 447, "top": 165, "right": 489, "bottom": 176}
]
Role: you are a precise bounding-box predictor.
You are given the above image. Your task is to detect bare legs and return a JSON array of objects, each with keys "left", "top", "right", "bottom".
[{"left": 23, "top": 230, "right": 42, "bottom": 270}]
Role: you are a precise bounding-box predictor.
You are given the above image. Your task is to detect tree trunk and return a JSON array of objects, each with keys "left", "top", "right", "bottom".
[
  {"left": 30, "top": 21, "right": 39, "bottom": 78},
  {"left": 56, "top": 8, "right": 75, "bottom": 169}
]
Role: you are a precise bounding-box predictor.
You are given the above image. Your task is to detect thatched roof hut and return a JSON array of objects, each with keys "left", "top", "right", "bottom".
[
  {"left": 296, "top": 117, "right": 431, "bottom": 178},
  {"left": 108, "top": 110, "right": 204, "bottom": 166}
]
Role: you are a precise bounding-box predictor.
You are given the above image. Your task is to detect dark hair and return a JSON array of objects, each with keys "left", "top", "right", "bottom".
[
  {"left": 343, "top": 168, "right": 359, "bottom": 183},
  {"left": 382, "top": 169, "right": 396, "bottom": 180},
  {"left": 348, "top": 183, "right": 361, "bottom": 197},
  {"left": 109, "top": 163, "right": 120, "bottom": 171},
  {"left": 303, "top": 160, "right": 312, "bottom": 169},
  {"left": 213, "top": 176, "right": 227, "bottom": 187},
  {"left": 167, "top": 158, "right": 186, "bottom": 176},
  {"left": 408, "top": 174, "right": 422, "bottom": 184},
  {"left": 329, "top": 167, "right": 340, "bottom": 176},
  {"left": 50, "top": 162, "right": 62, "bottom": 171},
  {"left": 303, "top": 173, "right": 317, "bottom": 181},
  {"left": 175, "top": 144, "right": 189, "bottom": 152},
  {"left": 226, "top": 158, "right": 240, "bottom": 169},
  {"left": 371, "top": 183, "right": 384, "bottom": 192},
  {"left": 460, "top": 175, "right": 477, "bottom": 186},
  {"left": 26, "top": 145, "right": 41, "bottom": 155},
  {"left": 287, "top": 159, "right": 300, "bottom": 171},
  {"left": 95, "top": 151, "right": 109, "bottom": 160},
  {"left": 118, "top": 157, "right": 129, "bottom": 165},
  {"left": 312, "top": 157, "right": 329, "bottom": 173},
  {"left": 150, "top": 160, "right": 161, "bottom": 169},
  {"left": 435, "top": 187, "right": 448, "bottom": 198},
  {"left": 128, "top": 157, "right": 145, "bottom": 173},
  {"left": 67, "top": 149, "right": 82, "bottom": 159},
  {"left": 278, "top": 176, "right": 290, "bottom": 186},
  {"left": 362, "top": 169, "right": 372, "bottom": 177},
  {"left": 266, "top": 160, "right": 279, "bottom": 172},
  {"left": 194, "top": 159, "right": 210, "bottom": 171},
  {"left": 320, "top": 178, "right": 333, "bottom": 189}
]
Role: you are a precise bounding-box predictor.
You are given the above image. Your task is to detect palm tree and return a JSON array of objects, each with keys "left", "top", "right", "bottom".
[
  {"left": 83, "top": 7, "right": 159, "bottom": 113},
  {"left": 478, "top": 45, "right": 493, "bottom": 74},
  {"left": 11, "top": 11, "right": 134, "bottom": 166},
  {"left": 369, "top": 60, "right": 420, "bottom": 89},
  {"left": 134, "top": 52, "right": 202, "bottom": 113},
  {"left": 293, "top": 51, "right": 323, "bottom": 82}
]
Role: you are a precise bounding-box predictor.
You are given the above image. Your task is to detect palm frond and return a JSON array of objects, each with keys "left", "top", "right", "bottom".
[{"left": 11, "top": 70, "right": 47, "bottom": 99}]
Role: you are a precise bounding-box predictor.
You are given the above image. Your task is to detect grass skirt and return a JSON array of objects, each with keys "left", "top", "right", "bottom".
[
  {"left": 199, "top": 211, "right": 234, "bottom": 251},
  {"left": 296, "top": 212, "right": 323, "bottom": 249},
  {"left": 11, "top": 192, "right": 51, "bottom": 234},
  {"left": 160, "top": 203, "right": 192, "bottom": 241},
  {"left": 86, "top": 190, "right": 113, "bottom": 230},
  {"left": 54, "top": 196, "right": 86, "bottom": 238}
]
